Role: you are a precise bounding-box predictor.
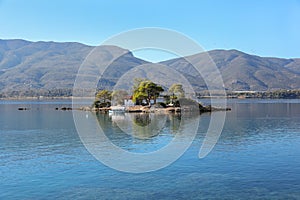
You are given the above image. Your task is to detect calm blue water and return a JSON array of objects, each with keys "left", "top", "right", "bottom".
[{"left": 0, "top": 99, "right": 299, "bottom": 199}]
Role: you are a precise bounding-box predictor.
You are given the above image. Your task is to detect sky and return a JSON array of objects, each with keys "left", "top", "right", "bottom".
[{"left": 1, "top": 0, "right": 300, "bottom": 61}]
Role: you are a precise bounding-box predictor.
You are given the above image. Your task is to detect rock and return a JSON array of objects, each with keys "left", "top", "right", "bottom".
[
  {"left": 175, "top": 107, "right": 181, "bottom": 112},
  {"left": 165, "top": 107, "right": 175, "bottom": 112},
  {"left": 127, "top": 106, "right": 144, "bottom": 113},
  {"left": 60, "top": 107, "right": 72, "bottom": 111},
  {"left": 18, "top": 107, "right": 29, "bottom": 110},
  {"left": 141, "top": 106, "right": 150, "bottom": 113},
  {"left": 79, "top": 106, "right": 91, "bottom": 111},
  {"left": 200, "top": 105, "right": 231, "bottom": 113},
  {"left": 91, "top": 107, "right": 98, "bottom": 112}
]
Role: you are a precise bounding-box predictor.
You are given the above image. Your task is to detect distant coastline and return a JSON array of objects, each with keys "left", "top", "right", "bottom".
[
  {"left": 0, "top": 96, "right": 73, "bottom": 100},
  {"left": 197, "top": 89, "right": 300, "bottom": 99},
  {"left": 1, "top": 89, "right": 300, "bottom": 100},
  {"left": 1, "top": 39, "right": 300, "bottom": 95}
]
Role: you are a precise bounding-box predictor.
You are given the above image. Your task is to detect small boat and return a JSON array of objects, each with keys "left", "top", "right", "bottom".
[{"left": 110, "top": 106, "right": 126, "bottom": 113}]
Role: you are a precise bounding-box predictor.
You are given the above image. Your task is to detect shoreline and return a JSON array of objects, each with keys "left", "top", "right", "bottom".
[
  {"left": 0, "top": 96, "right": 97, "bottom": 100},
  {"left": 1, "top": 96, "right": 300, "bottom": 101},
  {"left": 77, "top": 104, "right": 231, "bottom": 114}
]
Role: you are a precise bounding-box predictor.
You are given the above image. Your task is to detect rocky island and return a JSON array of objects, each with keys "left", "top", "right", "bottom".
[{"left": 77, "top": 79, "right": 231, "bottom": 114}]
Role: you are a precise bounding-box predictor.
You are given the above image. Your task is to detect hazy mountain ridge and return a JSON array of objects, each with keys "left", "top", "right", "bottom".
[
  {"left": 162, "top": 49, "right": 300, "bottom": 91},
  {"left": 0, "top": 39, "right": 147, "bottom": 94},
  {"left": 0, "top": 39, "right": 299, "bottom": 96},
  {"left": 212, "top": 49, "right": 300, "bottom": 90},
  {"left": 0, "top": 39, "right": 93, "bottom": 91}
]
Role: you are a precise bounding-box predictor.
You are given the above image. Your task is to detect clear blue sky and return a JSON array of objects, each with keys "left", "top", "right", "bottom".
[{"left": 1, "top": 0, "right": 300, "bottom": 61}]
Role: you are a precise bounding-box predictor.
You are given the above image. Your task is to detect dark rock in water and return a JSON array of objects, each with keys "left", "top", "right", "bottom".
[
  {"left": 128, "top": 109, "right": 143, "bottom": 113},
  {"left": 18, "top": 107, "right": 29, "bottom": 111},
  {"left": 200, "top": 105, "right": 231, "bottom": 113},
  {"left": 60, "top": 107, "right": 72, "bottom": 111},
  {"left": 55, "top": 108, "right": 59, "bottom": 110}
]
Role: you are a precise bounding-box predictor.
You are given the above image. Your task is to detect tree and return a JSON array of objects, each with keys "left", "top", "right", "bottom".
[
  {"left": 133, "top": 78, "right": 147, "bottom": 91},
  {"left": 132, "top": 78, "right": 148, "bottom": 105},
  {"left": 132, "top": 80, "right": 164, "bottom": 105},
  {"left": 93, "top": 89, "right": 112, "bottom": 108},
  {"left": 168, "top": 83, "right": 185, "bottom": 103},
  {"left": 132, "top": 90, "right": 148, "bottom": 105}
]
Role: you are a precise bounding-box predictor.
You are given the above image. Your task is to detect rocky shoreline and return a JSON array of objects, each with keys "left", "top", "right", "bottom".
[
  {"left": 76, "top": 105, "right": 231, "bottom": 114},
  {"left": 17, "top": 104, "right": 231, "bottom": 113}
]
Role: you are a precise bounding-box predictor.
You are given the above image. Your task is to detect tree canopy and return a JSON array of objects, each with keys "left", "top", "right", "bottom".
[
  {"left": 168, "top": 83, "right": 185, "bottom": 102},
  {"left": 96, "top": 90, "right": 112, "bottom": 102},
  {"left": 93, "top": 89, "right": 112, "bottom": 108},
  {"left": 132, "top": 80, "right": 164, "bottom": 105}
]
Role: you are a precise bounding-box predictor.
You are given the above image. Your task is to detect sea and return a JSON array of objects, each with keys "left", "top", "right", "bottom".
[{"left": 0, "top": 99, "right": 299, "bottom": 199}]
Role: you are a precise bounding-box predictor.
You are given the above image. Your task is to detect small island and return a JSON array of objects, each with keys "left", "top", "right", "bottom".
[{"left": 79, "top": 79, "right": 231, "bottom": 114}]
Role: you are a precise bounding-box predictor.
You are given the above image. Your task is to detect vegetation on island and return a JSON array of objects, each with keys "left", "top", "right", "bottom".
[
  {"left": 93, "top": 90, "right": 112, "bottom": 108},
  {"left": 91, "top": 78, "right": 230, "bottom": 113},
  {"left": 132, "top": 79, "right": 164, "bottom": 105},
  {"left": 93, "top": 79, "right": 166, "bottom": 108}
]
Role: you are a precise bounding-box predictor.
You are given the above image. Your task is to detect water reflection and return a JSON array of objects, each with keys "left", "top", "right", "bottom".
[
  {"left": 96, "top": 112, "right": 186, "bottom": 140},
  {"left": 211, "top": 101, "right": 300, "bottom": 149},
  {"left": 133, "top": 114, "right": 151, "bottom": 127},
  {"left": 1, "top": 100, "right": 300, "bottom": 196},
  {"left": 92, "top": 111, "right": 202, "bottom": 169}
]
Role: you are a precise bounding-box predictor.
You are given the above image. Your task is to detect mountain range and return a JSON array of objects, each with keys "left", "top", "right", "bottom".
[{"left": 0, "top": 39, "right": 299, "bottom": 96}]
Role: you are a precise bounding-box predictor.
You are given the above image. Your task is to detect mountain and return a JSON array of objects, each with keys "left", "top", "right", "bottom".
[
  {"left": 0, "top": 39, "right": 147, "bottom": 96},
  {"left": 0, "top": 39, "right": 299, "bottom": 97},
  {"left": 0, "top": 39, "right": 92, "bottom": 91},
  {"left": 161, "top": 49, "right": 300, "bottom": 91}
]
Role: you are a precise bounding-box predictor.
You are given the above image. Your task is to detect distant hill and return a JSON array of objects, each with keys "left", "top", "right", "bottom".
[
  {"left": 0, "top": 39, "right": 147, "bottom": 96},
  {"left": 161, "top": 49, "right": 300, "bottom": 91},
  {"left": 0, "top": 39, "right": 299, "bottom": 97},
  {"left": 0, "top": 39, "right": 92, "bottom": 92}
]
